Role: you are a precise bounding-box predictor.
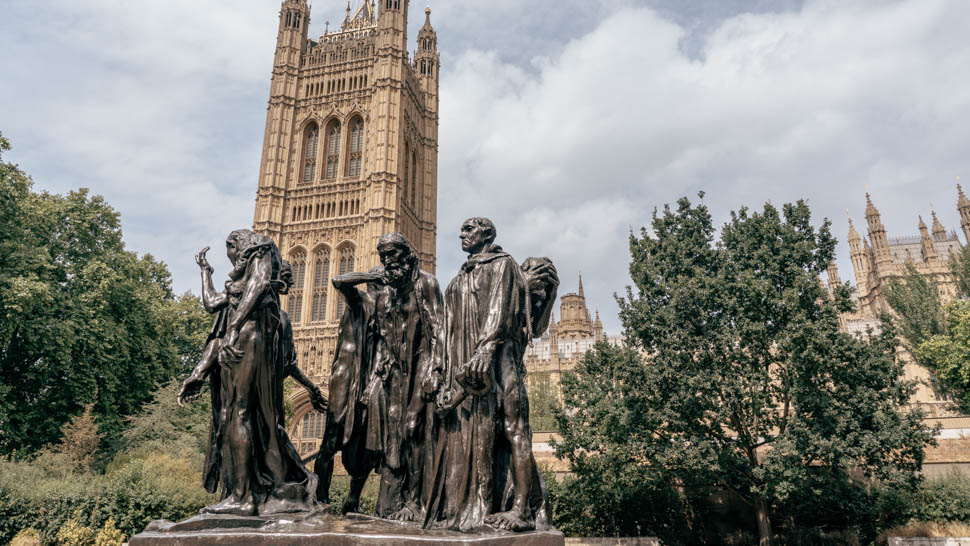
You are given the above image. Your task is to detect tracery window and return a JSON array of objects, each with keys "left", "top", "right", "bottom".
[
  {"left": 411, "top": 150, "right": 418, "bottom": 205},
  {"left": 336, "top": 246, "right": 355, "bottom": 318},
  {"left": 347, "top": 117, "right": 363, "bottom": 178},
  {"left": 311, "top": 249, "right": 330, "bottom": 322},
  {"left": 288, "top": 250, "right": 307, "bottom": 325},
  {"left": 300, "top": 412, "right": 324, "bottom": 440},
  {"left": 403, "top": 141, "right": 410, "bottom": 204},
  {"left": 302, "top": 123, "right": 318, "bottom": 184},
  {"left": 325, "top": 120, "right": 341, "bottom": 179}
]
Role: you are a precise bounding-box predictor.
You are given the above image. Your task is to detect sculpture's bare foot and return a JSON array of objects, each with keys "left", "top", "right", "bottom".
[
  {"left": 485, "top": 510, "right": 534, "bottom": 532},
  {"left": 341, "top": 499, "right": 362, "bottom": 515},
  {"left": 387, "top": 505, "right": 419, "bottom": 522}
]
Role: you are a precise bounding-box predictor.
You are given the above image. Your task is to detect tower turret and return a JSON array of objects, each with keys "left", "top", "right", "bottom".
[
  {"left": 919, "top": 216, "right": 938, "bottom": 262},
  {"left": 254, "top": 0, "right": 311, "bottom": 243},
  {"left": 826, "top": 261, "right": 842, "bottom": 292},
  {"left": 377, "top": 0, "right": 409, "bottom": 52},
  {"left": 276, "top": 0, "right": 310, "bottom": 68},
  {"left": 958, "top": 185, "right": 970, "bottom": 245},
  {"left": 847, "top": 218, "right": 869, "bottom": 295},
  {"left": 865, "top": 194, "right": 892, "bottom": 272}
]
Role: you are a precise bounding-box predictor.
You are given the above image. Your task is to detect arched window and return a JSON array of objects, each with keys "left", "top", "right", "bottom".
[
  {"left": 311, "top": 248, "right": 330, "bottom": 322},
  {"left": 300, "top": 411, "right": 324, "bottom": 441},
  {"left": 325, "top": 120, "right": 341, "bottom": 179},
  {"left": 302, "top": 123, "right": 318, "bottom": 184},
  {"left": 403, "top": 141, "right": 410, "bottom": 204},
  {"left": 288, "top": 250, "right": 307, "bottom": 325},
  {"left": 411, "top": 150, "right": 418, "bottom": 205},
  {"left": 347, "top": 117, "right": 363, "bottom": 178},
  {"left": 336, "top": 246, "right": 355, "bottom": 318}
]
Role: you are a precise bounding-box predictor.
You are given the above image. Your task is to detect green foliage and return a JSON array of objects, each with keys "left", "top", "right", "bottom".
[
  {"left": 0, "top": 132, "right": 210, "bottom": 456},
  {"left": 0, "top": 452, "right": 215, "bottom": 544},
  {"left": 557, "top": 196, "right": 933, "bottom": 545},
  {"left": 110, "top": 379, "right": 211, "bottom": 466},
  {"left": 920, "top": 301, "right": 970, "bottom": 413},
  {"left": 884, "top": 263, "right": 945, "bottom": 354},
  {"left": 527, "top": 373, "right": 559, "bottom": 432},
  {"left": 51, "top": 403, "right": 102, "bottom": 473},
  {"left": 950, "top": 245, "right": 970, "bottom": 298}
]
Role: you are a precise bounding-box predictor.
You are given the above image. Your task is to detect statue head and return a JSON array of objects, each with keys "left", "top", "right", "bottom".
[
  {"left": 226, "top": 229, "right": 260, "bottom": 265},
  {"left": 377, "top": 232, "right": 418, "bottom": 288},
  {"left": 278, "top": 260, "right": 294, "bottom": 295},
  {"left": 459, "top": 217, "right": 496, "bottom": 255}
]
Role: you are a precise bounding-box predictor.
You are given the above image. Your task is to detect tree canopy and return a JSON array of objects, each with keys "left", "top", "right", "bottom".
[
  {"left": 555, "top": 195, "right": 932, "bottom": 545},
  {"left": 0, "top": 131, "right": 209, "bottom": 456}
]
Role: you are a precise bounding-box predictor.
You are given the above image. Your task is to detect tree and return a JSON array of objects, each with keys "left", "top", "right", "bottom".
[
  {"left": 884, "top": 263, "right": 945, "bottom": 354},
  {"left": 920, "top": 301, "right": 970, "bottom": 413},
  {"left": 556, "top": 195, "right": 932, "bottom": 545},
  {"left": 527, "top": 373, "right": 559, "bottom": 432},
  {"left": 0, "top": 132, "right": 209, "bottom": 455}
]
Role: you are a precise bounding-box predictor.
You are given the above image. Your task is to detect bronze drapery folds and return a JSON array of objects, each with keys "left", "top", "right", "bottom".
[{"left": 178, "top": 230, "right": 318, "bottom": 517}]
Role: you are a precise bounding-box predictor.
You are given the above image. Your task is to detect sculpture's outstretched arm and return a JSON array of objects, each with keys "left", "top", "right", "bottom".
[
  {"left": 197, "top": 247, "right": 228, "bottom": 313},
  {"left": 332, "top": 271, "right": 385, "bottom": 309}
]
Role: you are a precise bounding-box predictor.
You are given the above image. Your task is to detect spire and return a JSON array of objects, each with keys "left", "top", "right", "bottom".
[
  {"left": 848, "top": 217, "right": 860, "bottom": 242},
  {"left": 959, "top": 183, "right": 970, "bottom": 246},
  {"left": 578, "top": 273, "right": 585, "bottom": 298},
  {"left": 931, "top": 211, "right": 946, "bottom": 240},
  {"left": 865, "top": 193, "right": 879, "bottom": 220},
  {"left": 422, "top": 6, "right": 433, "bottom": 31},
  {"left": 919, "top": 215, "right": 938, "bottom": 262}
]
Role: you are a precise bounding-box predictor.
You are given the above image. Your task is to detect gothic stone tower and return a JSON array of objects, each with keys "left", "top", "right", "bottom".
[{"left": 252, "top": 0, "right": 440, "bottom": 457}]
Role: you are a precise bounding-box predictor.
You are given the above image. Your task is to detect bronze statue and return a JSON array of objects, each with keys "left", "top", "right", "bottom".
[
  {"left": 315, "top": 233, "right": 444, "bottom": 521},
  {"left": 177, "top": 230, "right": 317, "bottom": 516},
  {"left": 425, "top": 218, "right": 558, "bottom": 532}
]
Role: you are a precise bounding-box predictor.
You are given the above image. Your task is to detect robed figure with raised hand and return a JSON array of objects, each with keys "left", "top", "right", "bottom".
[{"left": 177, "top": 229, "right": 317, "bottom": 517}]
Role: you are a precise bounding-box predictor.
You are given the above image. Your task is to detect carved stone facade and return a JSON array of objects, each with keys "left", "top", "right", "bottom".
[{"left": 251, "top": 0, "right": 440, "bottom": 457}]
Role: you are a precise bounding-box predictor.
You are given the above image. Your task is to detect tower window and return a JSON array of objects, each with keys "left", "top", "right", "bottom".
[
  {"left": 286, "top": 12, "right": 291, "bottom": 27},
  {"left": 288, "top": 251, "right": 307, "bottom": 325},
  {"left": 311, "top": 249, "right": 330, "bottom": 322},
  {"left": 347, "top": 117, "right": 364, "bottom": 178},
  {"left": 302, "top": 123, "right": 318, "bottom": 184},
  {"left": 325, "top": 120, "right": 341, "bottom": 179}
]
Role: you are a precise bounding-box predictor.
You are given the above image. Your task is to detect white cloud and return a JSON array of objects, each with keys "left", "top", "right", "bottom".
[
  {"left": 435, "top": 0, "right": 970, "bottom": 333},
  {"left": 2, "top": 0, "right": 968, "bottom": 336}
]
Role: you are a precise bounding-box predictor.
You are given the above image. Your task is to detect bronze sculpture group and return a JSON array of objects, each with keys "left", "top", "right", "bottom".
[{"left": 178, "top": 218, "right": 558, "bottom": 535}]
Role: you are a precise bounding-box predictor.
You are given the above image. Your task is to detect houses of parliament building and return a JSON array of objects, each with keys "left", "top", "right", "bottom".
[{"left": 250, "top": 0, "right": 440, "bottom": 455}]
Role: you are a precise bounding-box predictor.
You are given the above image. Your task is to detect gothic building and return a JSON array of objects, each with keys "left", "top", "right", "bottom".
[
  {"left": 250, "top": 0, "right": 440, "bottom": 457},
  {"left": 523, "top": 276, "right": 616, "bottom": 410},
  {"left": 827, "top": 186, "right": 967, "bottom": 412}
]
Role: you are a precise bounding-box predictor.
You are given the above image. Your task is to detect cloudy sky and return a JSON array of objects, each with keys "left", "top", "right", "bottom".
[{"left": 2, "top": 0, "right": 968, "bottom": 335}]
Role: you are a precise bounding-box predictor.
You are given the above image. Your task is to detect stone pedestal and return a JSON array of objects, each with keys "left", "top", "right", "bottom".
[{"left": 130, "top": 510, "right": 565, "bottom": 545}]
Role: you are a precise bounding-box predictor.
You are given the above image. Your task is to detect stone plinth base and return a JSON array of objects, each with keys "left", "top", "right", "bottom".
[{"left": 130, "top": 510, "right": 565, "bottom": 545}]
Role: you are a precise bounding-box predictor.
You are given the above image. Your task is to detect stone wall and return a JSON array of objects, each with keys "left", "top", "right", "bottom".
[
  {"left": 889, "top": 539, "right": 970, "bottom": 546},
  {"left": 566, "top": 537, "right": 656, "bottom": 546}
]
